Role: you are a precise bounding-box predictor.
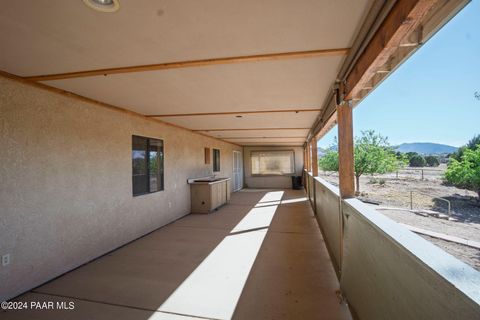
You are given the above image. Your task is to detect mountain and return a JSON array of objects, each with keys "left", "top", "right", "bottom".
[{"left": 395, "top": 143, "right": 457, "bottom": 155}]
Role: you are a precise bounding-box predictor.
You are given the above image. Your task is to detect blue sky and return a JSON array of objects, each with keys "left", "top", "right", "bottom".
[{"left": 318, "top": 0, "right": 480, "bottom": 148}]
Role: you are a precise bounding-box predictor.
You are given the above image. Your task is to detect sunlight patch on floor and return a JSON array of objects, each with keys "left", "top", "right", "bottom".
[
  {"left": 153, "top": 191, "right": 284, "bottom": 320},
  {"left": 281, "top": 197, "right": 308, "bottom": 204}
]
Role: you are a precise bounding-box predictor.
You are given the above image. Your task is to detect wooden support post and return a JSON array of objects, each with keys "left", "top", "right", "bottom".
[
  {"left": 307, "top": 143, "right": 311, "bottom": 172},
  {"left": 304, "top": 147, "right": 308, "bottom": 172},
  {"left": 304, "top": 148, "right": 308, "bottom": 171},
  {"left": 337, "top": 101, "right": 355, "bottom": 198},
  {"left": 312, "top": 139, "right": 318, "bottom": 177}
]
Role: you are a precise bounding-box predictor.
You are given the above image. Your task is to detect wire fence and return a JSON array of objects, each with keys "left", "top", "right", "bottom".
[
  {"left": 382, "top": 167, "right": 445, "bottom": 181},
  {"left": 409, "top": 190, "right": 451, "bottom": 216}
]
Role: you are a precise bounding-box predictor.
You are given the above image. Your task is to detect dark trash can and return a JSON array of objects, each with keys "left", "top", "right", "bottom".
[{"left": 291, "top": 176, "right": 303, "bottom": 190}]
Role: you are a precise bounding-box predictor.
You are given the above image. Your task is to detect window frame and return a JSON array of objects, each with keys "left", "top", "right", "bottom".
[
  {"left": 132, "top": 135, "right": 164, "bottom": 197},
  {"left": 250, "top": 149, "right": 296, "bottom": 176},
  {"left": 213, "top": 148, "right": 221, "bottom": 172}
]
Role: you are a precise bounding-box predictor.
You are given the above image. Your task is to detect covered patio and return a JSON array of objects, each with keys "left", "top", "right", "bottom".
[
  {"left": 2, "top": 189, "right": 350, "bottom": 320},
  {"left": 1, "top": 1, "right": 479, "bottom": 319}
]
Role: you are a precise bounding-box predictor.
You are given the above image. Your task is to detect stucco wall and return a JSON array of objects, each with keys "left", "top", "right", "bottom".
[
  {"left": 0, "top": 75, "right": 241, "bottom": 301},
  {"left": 243, "top": 146, "right": 303, "bottom": 189},
  {"left": 306, "top": 173, "right": 480, "bottom": 319}
]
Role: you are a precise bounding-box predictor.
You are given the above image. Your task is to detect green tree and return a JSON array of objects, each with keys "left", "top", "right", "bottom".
[
  {"left": 451, "top": 134, "right": 480, "bottom": 161},
  {"left": 318, "top": 149, "right": 338, "bottom": 171},
  {"left": 445, "top": 145, "right": 480, "bottom": 199},
  {"left": 405, "top": 152, "right": 419, "bottom": 160},
  {"left": 353, "top": 130, "right": 400, "bottom": 192},
  {"left": 409, "top": 154, "right": 426, "bottom": 167},
  {"left": 425, "top": 155, "right": 440, "bottom": 167},
  {"left": 318, "top": 130, "right": 401, "bottom": 192}
]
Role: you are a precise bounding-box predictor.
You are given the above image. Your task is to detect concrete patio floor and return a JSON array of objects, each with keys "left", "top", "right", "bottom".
[{"left": 2, "top": 189, "right": 351, "bottom": 320}]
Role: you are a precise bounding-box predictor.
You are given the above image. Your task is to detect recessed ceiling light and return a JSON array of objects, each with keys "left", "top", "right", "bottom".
[{"left": 83, "top": 0, "right": 120, "bottom": 13}]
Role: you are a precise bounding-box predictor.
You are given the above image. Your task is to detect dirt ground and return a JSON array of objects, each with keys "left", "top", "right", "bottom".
[
  {"left": 378, "top": 208, "right": 480, "bottom": 270},
  {"left": 319, "top": 165, "right": 480, "bottom": 270}
]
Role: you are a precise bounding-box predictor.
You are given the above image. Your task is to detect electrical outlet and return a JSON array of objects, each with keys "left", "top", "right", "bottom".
[{"left": 2, "top": 254, "right": 10, "bottom": 267}]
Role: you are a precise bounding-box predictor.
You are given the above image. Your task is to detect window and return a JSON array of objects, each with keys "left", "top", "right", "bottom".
[
  {"left": 132, "top": 135, "right": 164, "bottom": 196},
  {"left": 251, "top": 150, "right": 295, "bottom": 175},
  {"left": 204, "top": 147, "right": 211, "bottom": 164},
  {"left": 213, "top": 149, "right": 220, "bottom": 172}
]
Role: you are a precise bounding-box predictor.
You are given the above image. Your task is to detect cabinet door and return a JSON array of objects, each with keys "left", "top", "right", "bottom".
[
  {"left": 226, "top": 180, "right": 231, "bottom": 203},
  {"left": 219, "top": 183, "right": 223, "bottom": 207},
  {"left": 211, "top": 183, "right": 218, "bottom": 209},
  {"left": 220, "top": 181, "right": 226, "bottom": 204}
]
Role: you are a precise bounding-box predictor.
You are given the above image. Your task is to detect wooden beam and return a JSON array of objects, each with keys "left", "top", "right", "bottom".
[
  {"left": 307, "top": 143, "right": 311, "bottom": 172},
  {"left": 25, "top": 48, "right": 350, "bottom": 82},
  {"left": 344, "top": 0, "right": 437, "bottom": 100},
  {"left": 222, "top": 136, "right": 305, "bottom": 139},
  {"left": 146, "top": 108, "right": 321, "bottom": 117},
  {"left": 337, "top": 103, "right": 355, "bottom": 198},
  {"left": 240, "top": 142, "right": 304, "bottom": 145},
  {"left": 0, "top": 70, "right": 241, "bottom": 147},
  {"left": 304, "top": 148, "right": 307, "bottom": 171},
  {"left": 311, "top": 139, "right": 319, "bottom": 177},
  {"left": 193, "top": 128, "right": 310, "bottom": 132}
]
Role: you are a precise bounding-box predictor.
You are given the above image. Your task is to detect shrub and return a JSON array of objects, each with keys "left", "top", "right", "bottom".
[
  {"left": 409, "top": 154, "right": 426, "bottom": 167},
  {"left": 405, "top": 152, "right": 419, "bottom": 160},
  {"left": 318, "top": 150, "right": 339, "bottom": 172},
  {"left": 425, "top": 155, "right": 440, "bottom": 167},
  {"left": 318, "top": 130, "right": 400, "bottom": 192},
  {"left": 451, "top": 134, "right": 480, "bottom": 161},
  {"left": 445, "top": 145, "right": 480, "bottom": 199}
]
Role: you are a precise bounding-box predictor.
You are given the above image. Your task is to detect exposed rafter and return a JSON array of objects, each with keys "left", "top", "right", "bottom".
[
  {"left": 221, "top": 136, "right": 305, "bottom": 139},
  {"left": 344, "top": 0, "right": 438, "bottom": 100},
  {"left": 146, "top": 109, "right": 321, "bottom": 117},
  {"left": 194, "top": 128, "right": 310, "bottom": 132},
  {"left": 307, "top": 0, "right": 466, "bottom": 144},
  {"left": 0, "top": 70, "right": 242, "bottom": 147},
  {"left": 25, "top": 48, "right": 349, "bottom": 82}
]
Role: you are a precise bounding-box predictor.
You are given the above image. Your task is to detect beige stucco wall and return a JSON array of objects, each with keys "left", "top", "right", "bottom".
[
  {"left": 0, "top": 75, "right": 241, "bottom": 301},
  {"left": 243, "top": 146, "right": 304, "bottom": 189}
]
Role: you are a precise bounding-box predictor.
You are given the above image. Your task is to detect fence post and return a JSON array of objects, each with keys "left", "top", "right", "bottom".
[{"left": 421, "top": 169, "right": 424, "bottom": 180}]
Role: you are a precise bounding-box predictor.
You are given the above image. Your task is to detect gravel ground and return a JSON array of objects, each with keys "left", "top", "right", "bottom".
[
  {"left": 419, "top": 235, "right": 480, "bottom": 271},
  {"left": 377, "top": 208, "right": 480, "bottom": 271},
  {"left": 378, "top": 209, "right": 480, "bottom": 242}
]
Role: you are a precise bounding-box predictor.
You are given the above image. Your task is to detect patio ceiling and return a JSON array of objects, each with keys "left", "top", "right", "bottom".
[
  {"left": 0, "top": 0, "right": 373, "bottom": 146},
  {"left": 0, "top": 0, "right": 466, "bottom": 147}
]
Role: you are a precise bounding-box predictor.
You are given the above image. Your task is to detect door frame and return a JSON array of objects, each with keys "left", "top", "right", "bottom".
[{"left": 233, "top": 150, "right": 243, "bottom": 192}]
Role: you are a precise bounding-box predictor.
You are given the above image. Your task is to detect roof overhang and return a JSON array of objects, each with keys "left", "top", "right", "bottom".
[
  {"left": 0, "top": 0, "right": 469, "bottom": 147},
  {"left": 307, "top": 0, "right": 470, "bottom": 145}
]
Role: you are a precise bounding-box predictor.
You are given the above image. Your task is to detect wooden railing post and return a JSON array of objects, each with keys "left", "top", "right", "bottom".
[
  {"left": 307, "top": 142, "right": 312, "bottom": 172},
  {"left": 312, "top": 138, "right": 318, "bottom": 177},
  {"left": 337, "top": 101, "right": 355, "bottom": 198}
]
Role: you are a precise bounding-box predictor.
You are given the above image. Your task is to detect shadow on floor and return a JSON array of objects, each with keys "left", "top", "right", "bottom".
[
  {"left": 433, "top": 195, "right": 480, "bottom": 224},
  {"left": 2, "top": 189, "right": 349, "bottom": 320}
]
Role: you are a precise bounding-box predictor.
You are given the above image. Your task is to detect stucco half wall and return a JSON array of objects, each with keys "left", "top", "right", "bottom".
[
  {"left": 243, "top": 146, "right": 304, "bottom": 189},
  {"left": 0, "top": 75, "right": 242, "bottom": 301}
]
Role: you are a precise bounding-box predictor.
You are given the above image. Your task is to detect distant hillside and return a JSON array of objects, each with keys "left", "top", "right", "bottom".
[{"left": 395, "top": 143, "right": 457, "bottom": 155}]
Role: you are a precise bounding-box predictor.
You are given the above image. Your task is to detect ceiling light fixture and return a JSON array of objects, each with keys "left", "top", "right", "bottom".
[{"left": 83, "top": 0, "right": 120, "bottom": 13}]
